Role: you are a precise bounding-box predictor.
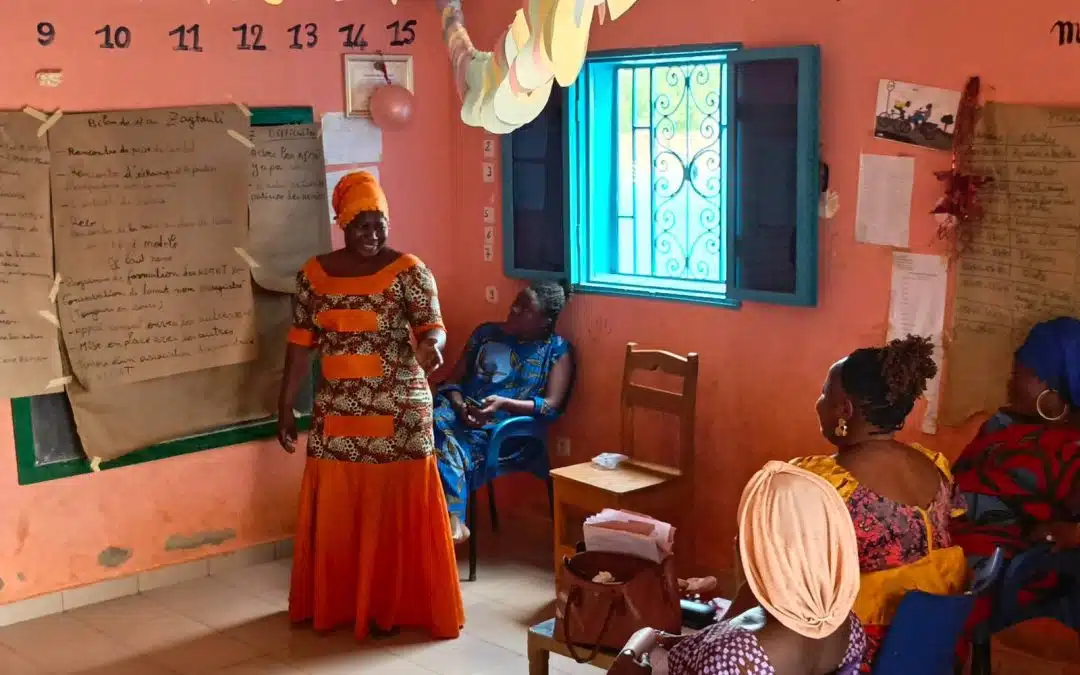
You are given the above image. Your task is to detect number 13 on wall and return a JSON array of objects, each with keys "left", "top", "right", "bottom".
[{"left": 482, "top": 162, "right": 494, "bottom": 183}]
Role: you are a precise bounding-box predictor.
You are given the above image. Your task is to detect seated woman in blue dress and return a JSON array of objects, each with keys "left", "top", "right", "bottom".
[{"left": 434, "top": 281, "right": 573, "bottom": 543}]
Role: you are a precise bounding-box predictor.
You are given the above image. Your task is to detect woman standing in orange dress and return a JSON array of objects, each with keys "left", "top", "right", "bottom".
[{"left": 276, "top": 171, "right": 464, "bottom": 640}]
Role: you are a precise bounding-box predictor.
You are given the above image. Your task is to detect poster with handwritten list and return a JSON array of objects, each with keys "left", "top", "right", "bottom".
[
  {"left": 247, "top": 124, "right": 332, "bottom": 293},
  {"left": 0, "top": 113, "right": 65, "bottom": 397},
  {"left": 942, "top": 102, "right": 1080, "bottom": 424},
  {"left": 49, "top": 105, "right": 257, "bottom": 388}
]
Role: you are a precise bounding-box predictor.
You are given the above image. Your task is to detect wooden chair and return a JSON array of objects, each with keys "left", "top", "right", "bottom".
[{"left": 549, "top": 342, "right": 699, "bottom": 575}]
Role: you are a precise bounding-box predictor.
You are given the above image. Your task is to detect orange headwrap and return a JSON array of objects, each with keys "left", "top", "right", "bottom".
[{"left": 331, "top": 170, "right": 389, "bottom": 229}]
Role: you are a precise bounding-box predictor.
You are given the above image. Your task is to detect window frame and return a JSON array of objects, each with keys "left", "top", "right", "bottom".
[
  {"left": 725, "top": 46, "right": 820, "bottom": 307},
  {"left": 501, "top": 88, "right": 571, "bottom": 281},
  {"left": 12, "top": 106, "right": 317, "bottom": 486},
  {"left": 566, "top": 43, "right": 821, "bottom": 309}
]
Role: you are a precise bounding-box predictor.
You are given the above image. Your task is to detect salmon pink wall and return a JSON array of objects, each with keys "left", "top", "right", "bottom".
[
  {"left": 451, "top": 0, "right": 1080, "bottom": 571},
  {"left": 0, "top": 0, "right": 457, "bottom": 604}
]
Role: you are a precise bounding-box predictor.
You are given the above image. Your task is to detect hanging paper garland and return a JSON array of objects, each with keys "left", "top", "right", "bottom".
[{"left": 437, "top": 0, "right": 641, "bottom": 134}]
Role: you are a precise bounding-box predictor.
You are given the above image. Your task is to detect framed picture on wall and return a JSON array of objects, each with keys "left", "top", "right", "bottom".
[{"left": 344, "top": 54, "right": 414, "bottom": 118}]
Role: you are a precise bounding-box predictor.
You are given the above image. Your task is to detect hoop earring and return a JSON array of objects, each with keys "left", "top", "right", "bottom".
[
  {"left": 1036, "top": 390, "right": 1069, "bottom": 422},
  {"left": 835, "top": 418, "right": 848, "bottom": 438}
]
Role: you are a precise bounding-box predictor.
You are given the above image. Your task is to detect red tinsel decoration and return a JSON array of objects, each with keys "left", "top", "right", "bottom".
[{"left": 931, "top": 76, "right": 991, "bottom": 250}]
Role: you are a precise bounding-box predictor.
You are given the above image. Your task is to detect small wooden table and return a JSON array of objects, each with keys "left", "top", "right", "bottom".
[{"left": 527, "top": 618, "right": 618, "bottom": 674}]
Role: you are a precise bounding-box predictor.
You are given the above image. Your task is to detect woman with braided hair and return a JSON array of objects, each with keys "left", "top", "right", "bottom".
[{"left": 793, "top": 335, "right": 967, "bottom": 671}]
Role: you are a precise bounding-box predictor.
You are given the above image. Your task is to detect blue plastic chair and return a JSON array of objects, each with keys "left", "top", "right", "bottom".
[
  {"left": 464, "top": 346, "right": 576, "bottom": 582},
  {"left": 872, "top": 547, "right": 1004, "bottom": 675},
  {"left": 969, "top": 544, "right": 1080, "bottom": 675}
]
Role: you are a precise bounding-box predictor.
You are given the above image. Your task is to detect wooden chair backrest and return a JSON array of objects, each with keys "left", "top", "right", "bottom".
[{"left": 619, "top": 342, "right": 699, "bottom": 479}]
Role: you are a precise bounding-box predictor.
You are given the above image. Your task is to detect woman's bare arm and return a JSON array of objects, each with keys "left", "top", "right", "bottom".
[{"left": 278, "top": 344, "right": 312, "bottom": 417}]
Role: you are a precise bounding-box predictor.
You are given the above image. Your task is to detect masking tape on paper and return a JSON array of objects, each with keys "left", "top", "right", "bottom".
[
  {"left": 233, "top": 101, "right": 252, "bottom": 117},
  {"left": 293, "top": 409, "right": 303, "bottom": 417},
  {"left": 22, "top": 106, "right": 48, "bottom": 122},
  {"left": 226, "top": 129, "right": 255, "bottom": 149},
  {"left": 38, "top": 310, "right": 59, "bottom": 327},
  {"left": 36, "top": 110, "right": 63, "bottom": 137},
  {"left": 48, "top": 274, "right": 61, "bottom": 303},
  {"left": 46, "top": 375, "right": 72, "bottom": 389},
  {"left": 89, "top": 456, "right": 103, "bottom": 472},
  {"left": 233, "top": 247, "right": 260, "bottom": 268}
]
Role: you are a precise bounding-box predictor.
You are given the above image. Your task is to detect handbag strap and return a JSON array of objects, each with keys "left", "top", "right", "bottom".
[{"left": 561, "top": 585, "right": 620, "bottom": 664}]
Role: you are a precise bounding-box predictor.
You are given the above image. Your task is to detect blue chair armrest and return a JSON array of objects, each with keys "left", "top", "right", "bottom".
[{"left": 484, "top": 417, "right": 548, "bottom": 478}]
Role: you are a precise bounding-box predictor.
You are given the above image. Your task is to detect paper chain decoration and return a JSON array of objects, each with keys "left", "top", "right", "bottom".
[{"left": 438, "top": 0, "right": 638, "bottom": 134}]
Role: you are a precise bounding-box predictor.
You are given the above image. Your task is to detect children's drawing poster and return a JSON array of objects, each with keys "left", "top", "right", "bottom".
[{"left": 873, "top": 79, "right": 961, "bottom": 151}]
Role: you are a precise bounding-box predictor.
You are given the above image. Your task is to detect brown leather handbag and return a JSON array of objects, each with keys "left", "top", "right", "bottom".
[{"left": 554, "top": 550, "right": 681, "bottom": 663}]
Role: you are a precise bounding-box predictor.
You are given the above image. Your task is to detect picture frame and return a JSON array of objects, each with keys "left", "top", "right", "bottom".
[{"left": 344, "top": 54, "right": 415, "bottom": 119}]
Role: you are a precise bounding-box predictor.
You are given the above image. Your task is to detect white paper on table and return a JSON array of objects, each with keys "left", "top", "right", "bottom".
[
  {"left": 888, "top": 252, "right": 948, "bottom": 433},
  {"left": 855, "top": 154, "right": 914, "bottom": 248},
  {"left": 326, "top": 167, "right": 379, "bottom": 223},
  {"left": 320, "top": 112, "right": 382, "bottom": 166}
]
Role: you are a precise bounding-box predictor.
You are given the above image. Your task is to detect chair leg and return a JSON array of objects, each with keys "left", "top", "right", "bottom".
[
  {"left": 971, "top": 635, "right": 991, "bottom": 675},
  {"left": 467, "top": 494, "right": 478, "bottom": 583},
  {"left": 546, "top": 476, "right": 555, "bottom": 519},
  {"left": 488, "top": 483, "right": 500, "bottom": 533}
]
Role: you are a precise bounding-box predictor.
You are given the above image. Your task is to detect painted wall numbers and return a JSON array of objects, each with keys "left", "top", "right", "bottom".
[
  {"left": 169, "top": 24, "right": 202, "bottom": 52},
  {"left": 232, "top": 23, "right": 267, "bottom": 51},
  {"left": 32, "top": 20, "right": 417, "bottom": 52},
  {"left": 339, "top": 24, "right": 369, "bottom": 49},
  {"left": 36, "top": 22, "right": 56, "bottom": 46},
  {"left": 387, "top": 19, "right": 417, "bottom": 46},
  {"left": 96, "top": 24, "right": 132, "bottom": 49},
  {"left": 287, "top": 23, "right": 318, "bottom": 49}
]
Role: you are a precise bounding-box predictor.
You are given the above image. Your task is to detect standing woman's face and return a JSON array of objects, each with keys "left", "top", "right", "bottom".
[{"left": 344, "top": 212, "right": 388, "bottom": 258}]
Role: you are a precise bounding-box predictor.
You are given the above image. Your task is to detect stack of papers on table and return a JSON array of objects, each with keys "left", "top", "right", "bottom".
[{"left": 583, "top": 509, "right": 675, "bottom": 563}]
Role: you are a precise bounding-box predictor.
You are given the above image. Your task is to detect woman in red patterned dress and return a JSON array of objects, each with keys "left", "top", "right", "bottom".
[
  {"left": 276, "top": 171, "right": 464, "bottom": 641},
  {"left": 951, "top": 317, "right": 1080, "bottom": 636}
]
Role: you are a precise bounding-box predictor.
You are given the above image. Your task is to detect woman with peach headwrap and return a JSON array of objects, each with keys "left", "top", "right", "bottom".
[
  {"left": 610, "top": 462, "right": 866, "bottom": 675},
  {"left": 276, "top": 171, "right": 464, "bottom": 641}
]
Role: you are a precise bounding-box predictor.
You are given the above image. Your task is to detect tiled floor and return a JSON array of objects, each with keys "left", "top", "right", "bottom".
[{"left": 0, "top": 519, "right": 596, "bottom": 675}]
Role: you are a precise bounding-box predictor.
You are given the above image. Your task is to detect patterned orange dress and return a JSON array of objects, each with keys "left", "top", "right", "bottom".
[{"left": 286, "top": 253, "right": 464, "bottom": 640}]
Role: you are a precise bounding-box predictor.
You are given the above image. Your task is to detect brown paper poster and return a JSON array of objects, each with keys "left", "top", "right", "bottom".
[
  {"left": 67, "top": 289, "right": 294, "bottom": 460},
  {"left": 49, "top": 106, "right": 257, "bottom": 388},
  {"left": 942, "top": 102, "right": 1080, "bottom": 425},
  {"left": 0, "top": 113, "right": 65, "bottom": 397},
  {"left": 248, "top": 124, "right": 332, "bottom": 293}
]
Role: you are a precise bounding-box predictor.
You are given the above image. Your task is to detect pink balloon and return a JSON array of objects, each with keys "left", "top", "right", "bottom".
[{"left": 369, "top": 84, "right": 414, "bottom": 131}]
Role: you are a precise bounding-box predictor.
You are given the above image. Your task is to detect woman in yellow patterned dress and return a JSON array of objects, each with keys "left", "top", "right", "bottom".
[
  {"left": 276, "top": 171, "right": 464, "bottom": 641},
  {"left": 795, "top": 335, "right": 967, "bottom": 671}
]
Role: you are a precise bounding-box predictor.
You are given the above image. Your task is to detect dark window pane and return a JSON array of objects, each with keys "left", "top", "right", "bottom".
[
  {"left": 509, "top": 89, "right": 565, "bottom": 275},
  {"left": 733, "top": 58, "right": 798, "bottom": 294}
]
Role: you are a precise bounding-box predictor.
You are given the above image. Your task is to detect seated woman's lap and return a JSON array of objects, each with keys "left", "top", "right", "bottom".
[{"left": 432, "top": 395, "right": 492, "bottom": 519}]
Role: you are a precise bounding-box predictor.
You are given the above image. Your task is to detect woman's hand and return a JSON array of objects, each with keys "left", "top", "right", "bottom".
[
  {"left": 450, "top": 396, "right": 486, "bottom": 428},
  {"left": 479, "top": 395, "right": 510, "bottom": 416},
  {"left": 277, "top": 411, "right": 298, "bottom": 454},
  {"left": 608, "top": 653, "right": 651, "bottom": 675},
  {"left": 415, "top": 337, "right": 444, "bottom": 375},
  {"left": 1032, "top": 521, "right": 1080, "bottom": 550}
]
